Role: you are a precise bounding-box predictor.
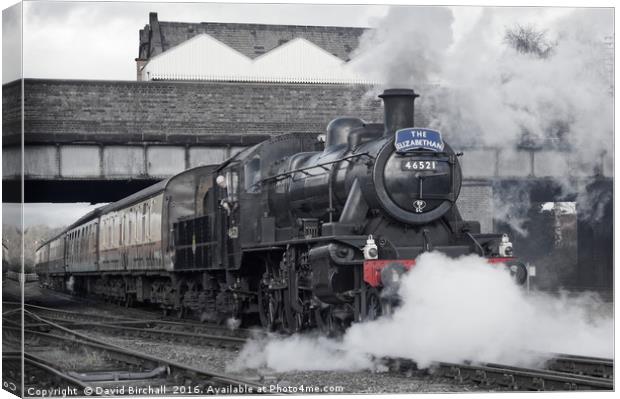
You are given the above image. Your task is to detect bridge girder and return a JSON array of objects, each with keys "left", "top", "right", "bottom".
[{"left": 2, "top": 143, "right": 612, "bottom": 203}]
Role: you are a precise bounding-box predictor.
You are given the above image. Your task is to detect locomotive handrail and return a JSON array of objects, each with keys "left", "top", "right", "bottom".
[{"left": 254, "top": 152, "right": 374, "bottom": 187}]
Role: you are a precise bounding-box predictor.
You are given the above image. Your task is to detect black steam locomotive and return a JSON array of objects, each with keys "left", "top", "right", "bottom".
[{"left": 36, "top": 88, "right": 526, "bottom": 332}]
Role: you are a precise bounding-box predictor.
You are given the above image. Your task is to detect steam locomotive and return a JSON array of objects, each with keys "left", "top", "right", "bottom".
[{"left": 35, "top": 88, "right": 526, "bottom": 332}]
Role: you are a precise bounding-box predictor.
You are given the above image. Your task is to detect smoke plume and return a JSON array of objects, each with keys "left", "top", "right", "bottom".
[
  {"left": 229, "top": 252, "right": 612, "bottom": 373},
  {"left": 351, "top": 7, "right": 613, "bottom": 233}
]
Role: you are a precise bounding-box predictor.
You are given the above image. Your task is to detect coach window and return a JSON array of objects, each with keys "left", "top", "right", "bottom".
[
  {"left": 128, "top": 213, "right": 133, "bottom": 245},
  {"left": 90, "top": 225, "right": 95, "bottom": 253},
  {"left": 142, "top": 203, "right": 147, "bottom": 242},
  {"left": 109, "top": 220, "right": 113, "bottom": 247},
  {"left": 244, "top": 156, "right": 261, "bottom": 193},
  {"left": 80, "top": 228, "right": 84, "bottom": 261},
  {"left": 101, "top": 221, "right": 105, "bottom": 249},
  {"left": 81, "top": 228, "right": 85, "bottom": 261},
  {"left": 134, "top": 208, "right": 138, "bottom": 244},
  {"left": 85, "top": 227, "right": 88, "bottom": 258},
  {"left": 148, "top": 201, "right": 152, "bottom": 240},
  {"left": 76, "top": 230, "right": 80, "bottom": 261}
]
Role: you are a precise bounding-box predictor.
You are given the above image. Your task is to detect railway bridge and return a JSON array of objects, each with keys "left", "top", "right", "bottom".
[{"left": 2, "top": 78, "right": 612, "bottom": 290}]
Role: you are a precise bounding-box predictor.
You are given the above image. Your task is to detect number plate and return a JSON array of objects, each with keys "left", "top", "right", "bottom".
[{"left": 401, "top": 160, "right": 437, "bottom": 171}]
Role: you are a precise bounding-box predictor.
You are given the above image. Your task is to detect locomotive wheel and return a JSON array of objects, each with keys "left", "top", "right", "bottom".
[{"left": 365, "top": 287, "right": 382, "bottom": 321}]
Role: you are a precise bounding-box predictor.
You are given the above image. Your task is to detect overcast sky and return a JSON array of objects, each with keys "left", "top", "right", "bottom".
[
  {"left": 0, "top": 0, "right": 616, "bottom": 228},
  {"left": 4, "top": 0, "right": 394, "bottom": 83},
  {"left": 3, "top": 0, "right": 602, "bottom": 83}
]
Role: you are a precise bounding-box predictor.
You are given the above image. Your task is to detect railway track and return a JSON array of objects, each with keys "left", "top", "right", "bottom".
[
  {"left": 4, "top": 302, "right": 253, "bottom": 350},
  {"left": 3, "top": 351, "right": 91, "bottom": 396},
  {"left": 7, "top": 307, "right": 256, "bottom": 349},
  {"left": 5, "top": 301, "right": 613, "bottom": 392},
  {"left": 26, "top": 319, "right": 248, "bottom": 349},
  {"left": 4, "top": 301, "right": 152, "bottom": 323},
  {"left": 3, "top": 315, "right": 268, "bottom": 395},
  {"left": 386, "top": 355, "right": 614, "bottom": 391},
  {"left": 6, "top": 301, "right": 253, "bottom": 339},
  {"left": 18, "top": 308, "right": 249, "bottom": 350}
]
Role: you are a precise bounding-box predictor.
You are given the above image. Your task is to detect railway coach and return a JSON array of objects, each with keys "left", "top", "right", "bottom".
[{"left": 36, "top": 166, "right": 221, "bottom": 312}]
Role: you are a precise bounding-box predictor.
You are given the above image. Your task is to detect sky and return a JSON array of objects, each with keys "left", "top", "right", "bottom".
[
  {"left": 2, "top": 0, "right": 601, "bottom": 83},
  {"left": 3, "top": 202, "right": 104, "bottom": 228},
  {"left": 0, "top": 0, "right": 616, "bottom": 228},
  {"left": 4, "top": 0, "right": 393, "bottom": 83}
]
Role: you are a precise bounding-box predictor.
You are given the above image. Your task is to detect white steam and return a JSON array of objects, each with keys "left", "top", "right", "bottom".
[
  {"left": 491, "top": 184, "right": 531, "bottom": 236},
  {"left": 350, "top": 7, "right": 454, "bottom": 86},
  {"left": 351, "top": 7, "right": 613, "bottom": 232},
  {"left": 229, "top": 252, "right": 612, "bottom": 373}
]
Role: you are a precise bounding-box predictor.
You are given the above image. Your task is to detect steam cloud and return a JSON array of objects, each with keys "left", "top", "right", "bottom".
[
  {"left": 229, "top": 252, "right": 612, "bottom": 373},
  {"left": 351, "top": 7, "right": 613, "bottom": 233}
]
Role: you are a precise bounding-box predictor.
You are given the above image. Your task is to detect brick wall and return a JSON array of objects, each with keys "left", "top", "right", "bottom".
[
  {"left": 2, "top": 80, "right": 21, "bottom": 138},
  {"left": 457, "top": 182, "right": 494, "bottom": 233},
  {"left": 9, "top": 79, "right": 408, "bottom": 146}
]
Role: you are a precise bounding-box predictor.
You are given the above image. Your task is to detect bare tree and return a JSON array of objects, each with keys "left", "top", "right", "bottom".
[
  {"left": 504, "top": 24, "right": 555, "bottom": 58},
  {"left": 2, "top": 224, "right": 65, "bottom": 273}
]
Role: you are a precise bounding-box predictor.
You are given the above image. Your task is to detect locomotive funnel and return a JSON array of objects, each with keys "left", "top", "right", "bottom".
[{"left": 379, "top": 88, "right": 419, "bottom": 137}]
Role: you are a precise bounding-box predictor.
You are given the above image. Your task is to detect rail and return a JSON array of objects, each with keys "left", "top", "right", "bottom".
[{"left": 9, "top": 313, "right": 269, "bottom": 393}]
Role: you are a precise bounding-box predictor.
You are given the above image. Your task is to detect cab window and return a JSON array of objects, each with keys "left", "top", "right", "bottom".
[{"left": 244, "top": 156, "right": 261, "bottom": 193}]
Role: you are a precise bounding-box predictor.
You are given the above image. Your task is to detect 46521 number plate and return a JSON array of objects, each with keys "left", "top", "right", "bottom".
[{"left": 401, "top": 160, "right": 437, "bottom": 171}]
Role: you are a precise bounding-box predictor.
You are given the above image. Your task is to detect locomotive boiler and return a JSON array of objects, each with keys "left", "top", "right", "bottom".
[{"left": 36, "top": 88, "right": 526, "bottom": 333}]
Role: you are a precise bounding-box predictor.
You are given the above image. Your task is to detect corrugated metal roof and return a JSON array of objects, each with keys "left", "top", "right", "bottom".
[
  {"left": 142, "top": 34, "right": 373, "bottom": 84},
  {"left": 139, "top": 13, "right": 366, "bottom": 62}
]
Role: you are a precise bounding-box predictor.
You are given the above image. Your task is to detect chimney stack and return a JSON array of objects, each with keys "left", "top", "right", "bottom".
[{"left": 379, "top": 88, "right": 419, "bottom": 137}]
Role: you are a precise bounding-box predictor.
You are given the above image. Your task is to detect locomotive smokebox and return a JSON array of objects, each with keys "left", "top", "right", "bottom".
[{"left": 379, "top": 88, "right": 419, "bottom": 137}]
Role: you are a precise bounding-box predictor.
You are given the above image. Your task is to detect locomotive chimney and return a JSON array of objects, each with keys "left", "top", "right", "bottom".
[{"left": 379, "top": 88, "right": 419, "bottom": 137}]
